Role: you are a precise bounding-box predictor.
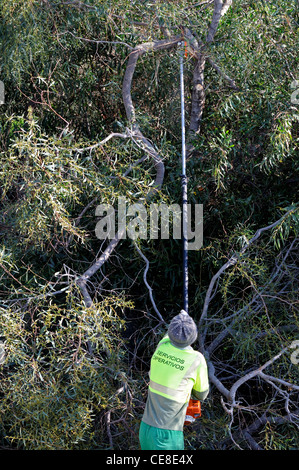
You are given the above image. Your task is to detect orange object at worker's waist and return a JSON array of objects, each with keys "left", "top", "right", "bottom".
[{"left": 184, "top": 399, "right": 201, "bottom": 425}]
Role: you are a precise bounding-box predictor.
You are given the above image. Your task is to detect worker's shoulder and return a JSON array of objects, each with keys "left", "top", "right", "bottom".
[{"left": 189, "top": 348, "right": 207, "bottom": 365}]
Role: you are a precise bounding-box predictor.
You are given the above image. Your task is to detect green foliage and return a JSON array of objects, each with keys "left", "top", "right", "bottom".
[
  {"left": 271, "top": 205, "right": 299, "bottom": 249},
  {"left": 0, "top": 295, "right": 135, "bottom": 450}
]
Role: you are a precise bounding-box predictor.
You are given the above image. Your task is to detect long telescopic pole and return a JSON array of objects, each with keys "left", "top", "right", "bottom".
[{"left": 179, "top": 42, "right": 188, "bottom": 314}]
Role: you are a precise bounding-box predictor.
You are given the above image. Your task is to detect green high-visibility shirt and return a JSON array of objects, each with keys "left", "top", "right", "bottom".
[{"left": 142, "top": 335, "right": 209, "bottom": 431}]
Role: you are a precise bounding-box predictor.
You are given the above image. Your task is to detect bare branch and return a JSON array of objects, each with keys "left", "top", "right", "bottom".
[
  {"left": 198, "top": 209, "right": 295, "bottom": 347},
  {"left": 76, "top": 37, "right": 183, "bottom": 308},
  {"left": 76, "top": 229, "right": 126, "bottom": 308},
  {"left": 207, "top": 56, "right": 239, "bottom": 89},
  {"left": 134, "top": 243, "right": 165, "bottom": 323},
  {"left": 189, "top": 54, "right": 206, "bottom": 137},
  {"left": 242, "top": 431, "right": 262, "bottom": 451},
  {"left": 228, "top": 346, "right": 289, "bottom": 405},
  {"left": 222, "top": 408, "right": 299, "bottom": 450},
  {"left": 221, "top": 0, "right": 233, "bottom": 17},
  {"left": 68, "top": 132, "right": 131, "bottom": 153},
  {"left": 208, "top": 357, "right": 231, "bottom": 400},
  {"left": 123, "top": 155, "right": 148, "bottom": 177},
  {"left": 206, "top": 0, "right": 233, "bottom": 44},
  {"left": 258, "top": 371, "right": 299, "bottom": 393},
  {"left": 122, "top": 36, "right": 181, "bottom": 125},
  {"left": 206, "top": 0, "right": 225, "bottom": 44},
  {"left": 105, "top": 410, "right": 114, "bottom": 449}
]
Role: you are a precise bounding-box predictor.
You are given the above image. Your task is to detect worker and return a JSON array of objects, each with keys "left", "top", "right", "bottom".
[{"left": 139, "top": 310, "right": 209, "bottom": 450}]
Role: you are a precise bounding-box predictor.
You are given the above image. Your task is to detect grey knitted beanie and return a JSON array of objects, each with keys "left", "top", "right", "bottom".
[{"left": 168, "top": 310, "right": 198, "bottom": 348}]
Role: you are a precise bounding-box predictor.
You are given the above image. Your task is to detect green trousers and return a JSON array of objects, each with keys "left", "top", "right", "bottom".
[{"left": 139, "top": 421, "right": 184, "bottom": 450}]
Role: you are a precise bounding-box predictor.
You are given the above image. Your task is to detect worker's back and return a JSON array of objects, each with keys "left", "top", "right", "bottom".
[
  {"left": 139, "top": 311, "right": 209, "bottom": 450},
  {"left": 142, "top": 334, "right": 209, "bottom": 431}
]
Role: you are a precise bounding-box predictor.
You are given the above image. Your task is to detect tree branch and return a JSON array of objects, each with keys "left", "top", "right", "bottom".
[
  {"left": 68, "top": 132, "right": 131, "bottom": 153},
  {"left": 206, "top": 0, "right": 226, "bottom": 44},
  {"left": 198, "top": 209, "right": 294, "bottom": 349},
  {"left": 207, "top": 56, "right": 239, "bottom": 89},
  {"left": 134, "top": 243, "right": 165, "bottom": 323},
  {"left": 228, "top": 346, "right": 290, "bottom": 406},
  {"left": 76, "top": 36, "right": 181, "bottom": 308}
]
